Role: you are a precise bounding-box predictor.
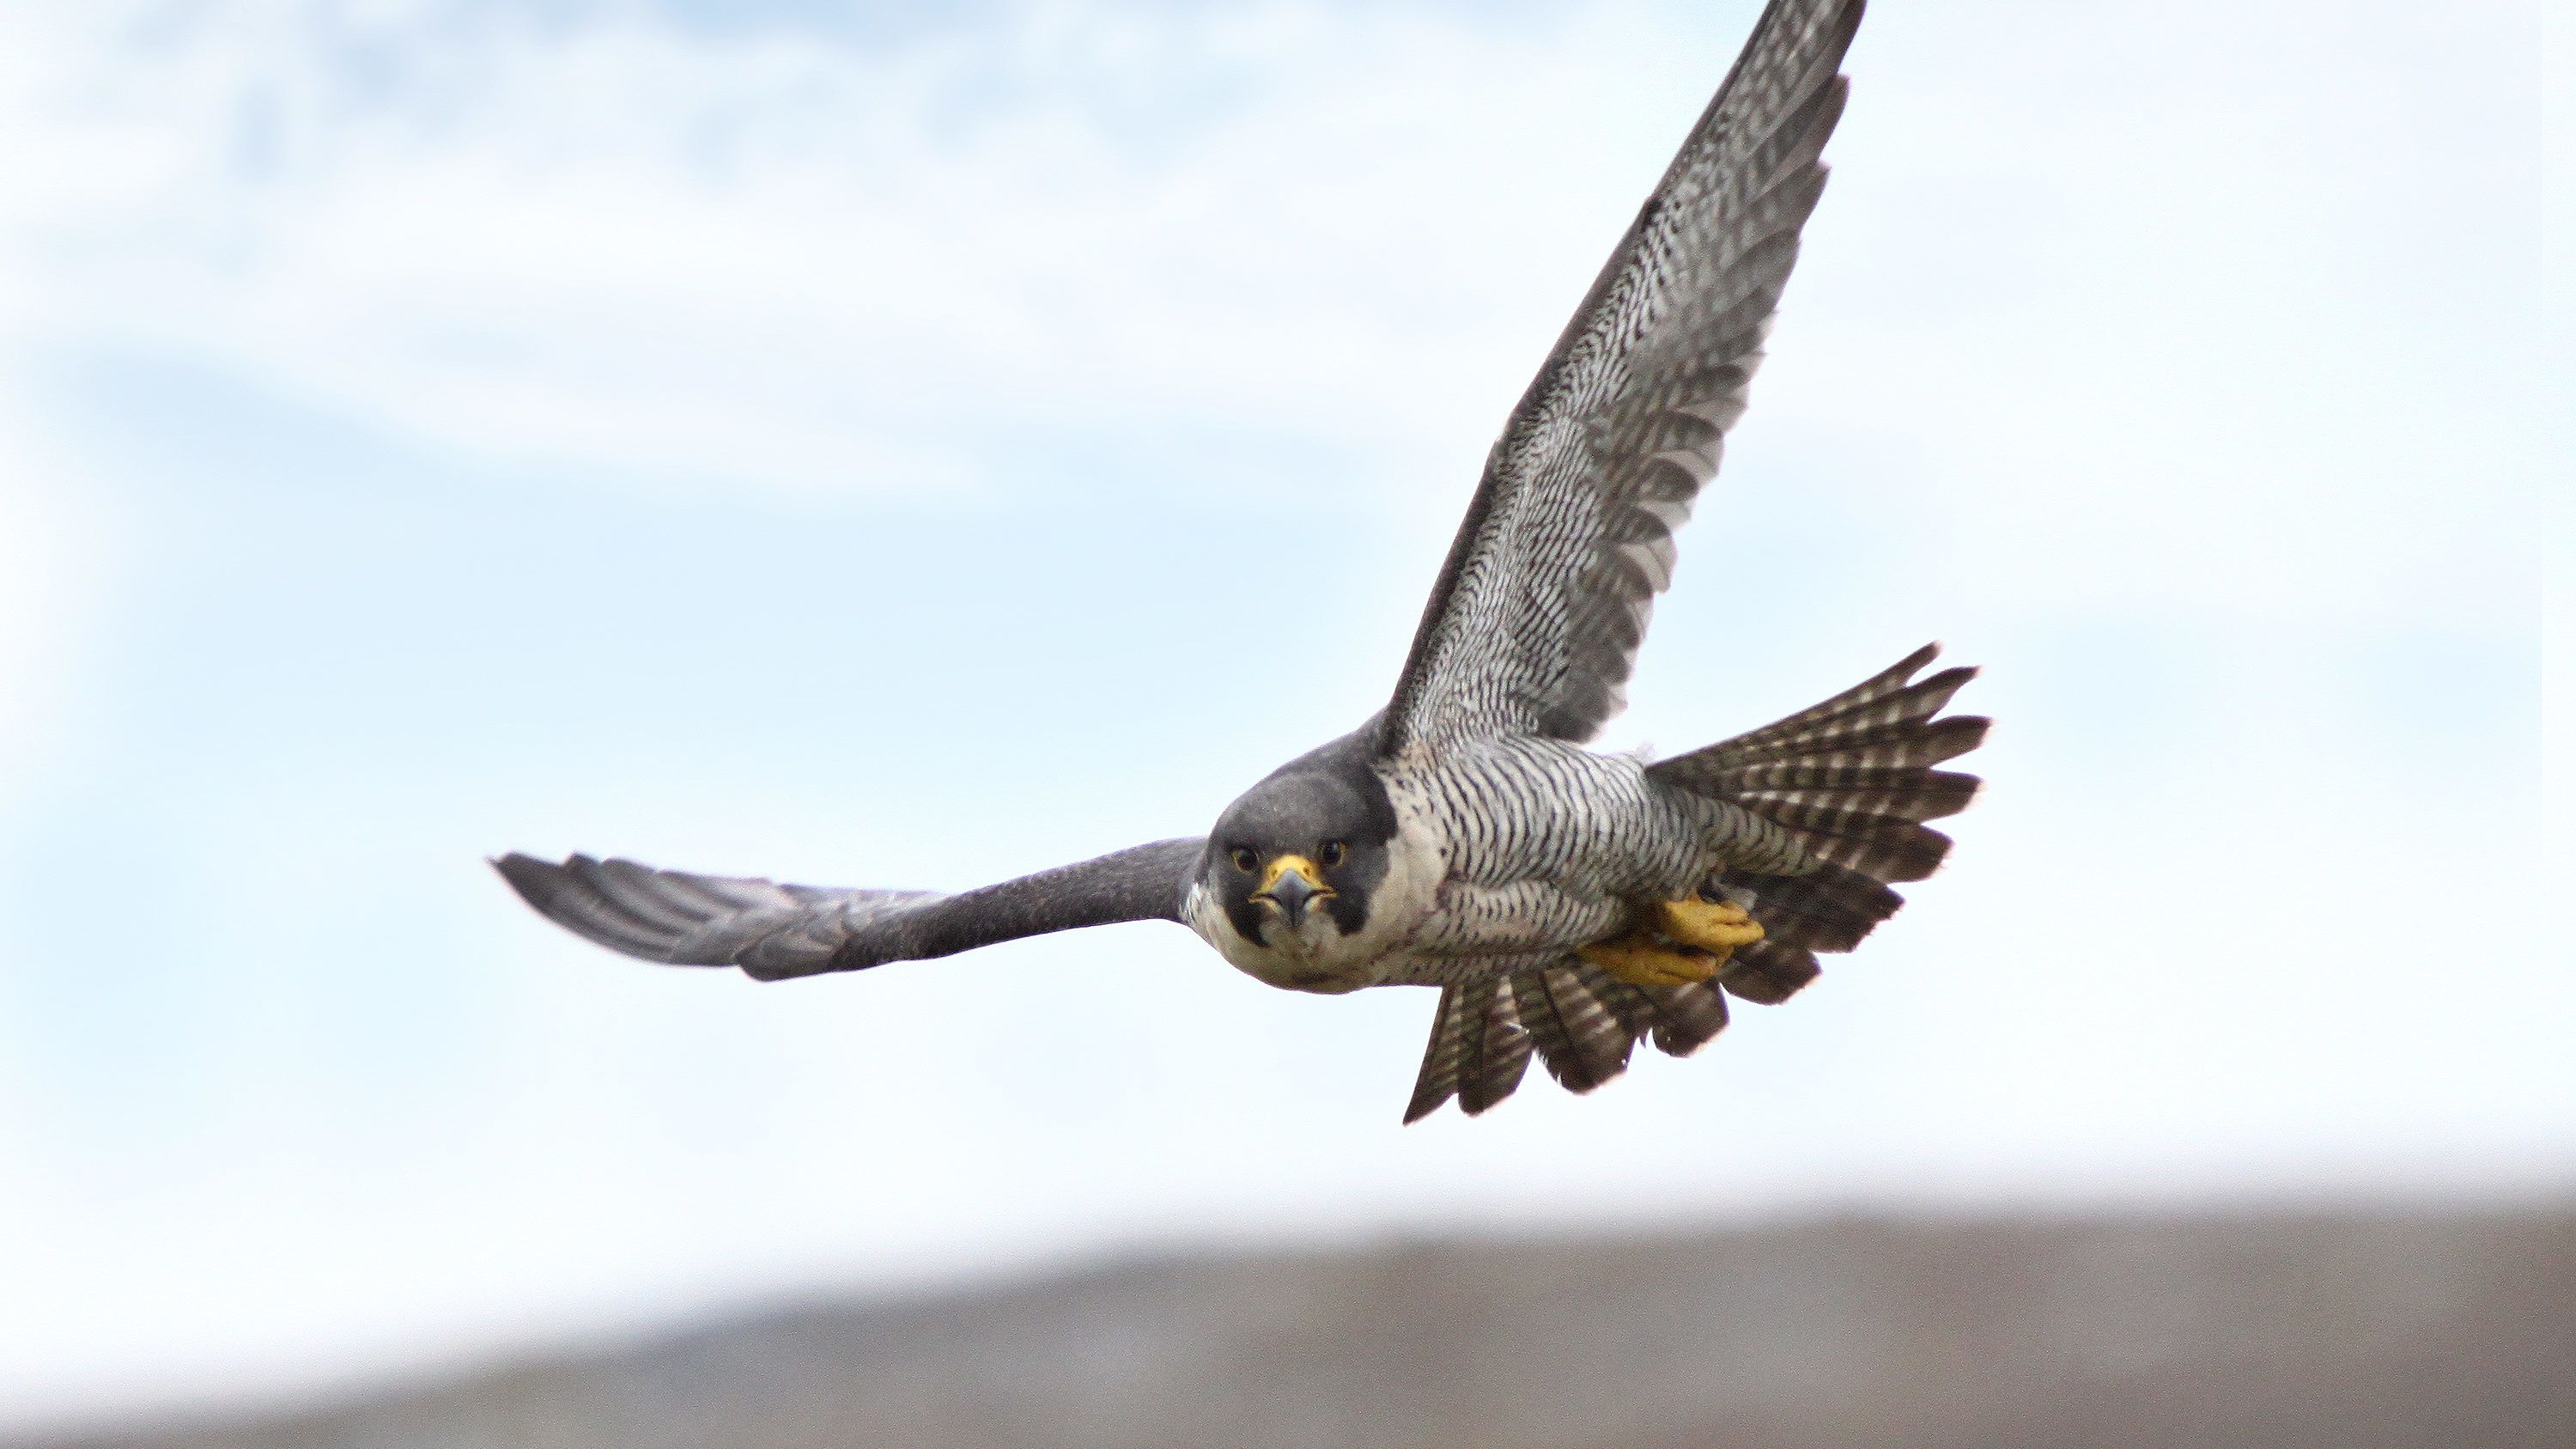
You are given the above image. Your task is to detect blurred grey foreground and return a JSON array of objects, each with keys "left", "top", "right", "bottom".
[{"left": 45, "top": 1205, "right": 2575, "bottom": 1449}]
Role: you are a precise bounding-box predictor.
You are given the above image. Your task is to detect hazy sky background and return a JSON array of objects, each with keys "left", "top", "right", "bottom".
[{"left": 0, "top": 0, "right": 2558, "bottom": 1433}]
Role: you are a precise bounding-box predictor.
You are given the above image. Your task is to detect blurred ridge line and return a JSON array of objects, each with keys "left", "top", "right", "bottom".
[{"left": 21, "top": 1201, "right": 2575, "bottom": 1449}]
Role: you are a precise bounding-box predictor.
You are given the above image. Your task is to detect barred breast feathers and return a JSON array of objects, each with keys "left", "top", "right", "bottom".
[{"left": 1395, "top": 737, "right": 1702, "bottom": 895}]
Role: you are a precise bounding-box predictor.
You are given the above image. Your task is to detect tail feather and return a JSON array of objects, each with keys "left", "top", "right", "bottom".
[
  {"left": 1684, "top": 711, "right": 1988, "bottom": 773},
  {"left": 1402, "top": 982, "right": 1477, "bottom": 1124},
  {"left": 1406, "top": 961, "right": 1697, "bottom": 1123},
  {"left": 1716, "top": 662, "right": 1978, "bottom": 756},
  {"left": 1520, "top": 965, "right": 1637, "bottom": 1094},
  {"left": 1651, "top": 642, "right": 1989, "bottom": 1002},
  {"left": 1722, "top": 764, "right": 1981, "bottom": 821},
  {"left": 1584, "top": 971, "right": 1662, "bottom": 1043},
  {"left": 1399, "top": 965, "right": 1747, "bottom": 1123},
  {"left": 1772, "top": 814, "right": 1947, "bottom": 881},
  {"left": 1642, "top": 981, "right": 1731, "bottom": 1056},
  {"left": 1716, "top": 937, "right": 1823, "bottom": 1004},
  {"left": 1457, "top": 976, "right": 1533, "bottom": 1117},
  {"left": 1724, "top": 864, "right": 1900, "bottom": 952}
]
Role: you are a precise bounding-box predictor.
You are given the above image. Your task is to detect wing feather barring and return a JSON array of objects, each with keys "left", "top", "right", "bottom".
[{"left": 498, "top": 0, "right": 1990, "bottom": 1121}]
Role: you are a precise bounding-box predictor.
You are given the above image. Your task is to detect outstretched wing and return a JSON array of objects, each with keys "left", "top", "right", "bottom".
[
  {"left": 495, "top": 838, "right": 1204, "bottom": 982},
  {"left": 1378, "top": 0, "right": 1864, "bottom": 758}
]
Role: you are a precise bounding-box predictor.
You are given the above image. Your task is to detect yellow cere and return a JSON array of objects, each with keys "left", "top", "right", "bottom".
[{"left": 1258, "top": 855, "right": 1330, "bottom": 895}]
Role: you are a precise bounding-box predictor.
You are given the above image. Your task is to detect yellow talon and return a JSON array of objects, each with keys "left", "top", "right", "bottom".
[
  {"left": 1577, "top": 898, "right": 1765, "bottom": 989},
  {"left": 1579, "top": 937, "right": 1722, "bottom": 989},
  {"left": 1658, "top": 898, "right": 1765, "bottom": 954}
]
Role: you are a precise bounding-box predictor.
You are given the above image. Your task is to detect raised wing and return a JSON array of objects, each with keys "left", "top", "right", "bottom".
[
  {"left": 1378, "top": 0, "right": 1864, "bottom": 757},
  {"left": 495, "top": 838, "right": 1203, "bottom": 982}
]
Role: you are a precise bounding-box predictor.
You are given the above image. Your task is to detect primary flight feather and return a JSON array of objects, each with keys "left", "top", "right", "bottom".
[{"left": 497, "top": 0, "right": 1988, "bottom": 1122}]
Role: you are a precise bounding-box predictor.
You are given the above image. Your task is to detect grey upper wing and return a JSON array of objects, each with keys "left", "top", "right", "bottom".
[
  {"left": 494, "top": 838, "right": 1205, "bottom": 982},
  {"left": 1378, "top": 0, "right": 1863, "bottom": 757}
]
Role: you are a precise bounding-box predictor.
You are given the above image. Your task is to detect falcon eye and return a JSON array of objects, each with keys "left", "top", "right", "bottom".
[
  {"left": 1230, "top": 848, "right": 1260, "bottom": 874},
  {"left": 1317, "top": 841, "right": 1346, "bottom": 868}
]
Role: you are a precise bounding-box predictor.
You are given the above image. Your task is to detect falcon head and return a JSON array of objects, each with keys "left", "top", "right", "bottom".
[{"left": 1205, "top": 765, "right": 1396, "bottom": 951}]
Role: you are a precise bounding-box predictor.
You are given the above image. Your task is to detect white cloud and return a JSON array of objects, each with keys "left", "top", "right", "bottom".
[
  {"left": 3, "top": 0, "right": 1731, "bottom": 502},
  {"left": 3, "top": 0, "right": 2537, "bottom": 622}
]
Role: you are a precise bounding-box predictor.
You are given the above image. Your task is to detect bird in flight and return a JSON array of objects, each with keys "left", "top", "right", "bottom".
[{"left": 497, "top": 0, "right": 1986, "bottom": 1122}]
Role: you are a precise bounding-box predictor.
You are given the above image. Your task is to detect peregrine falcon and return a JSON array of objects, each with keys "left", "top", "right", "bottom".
[{"left": 496, "top": 0, "right": 1988, "bottom": 1122}]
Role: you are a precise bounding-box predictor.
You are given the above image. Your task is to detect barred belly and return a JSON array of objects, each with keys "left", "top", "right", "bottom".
[{"left": 1383, "top": 737, "right": 1705, "bottom": 963}]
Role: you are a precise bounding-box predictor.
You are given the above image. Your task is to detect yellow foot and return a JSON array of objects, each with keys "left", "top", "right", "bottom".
[
  {"left": 1657, "top": 898, "right": 1765, "bottom": 956},
  {"left": 1580, "top": 936, "right": 1722, "bottom": 988},
  {"left": 1579, "top": 898, "right": 1766, "bottom": 989}
]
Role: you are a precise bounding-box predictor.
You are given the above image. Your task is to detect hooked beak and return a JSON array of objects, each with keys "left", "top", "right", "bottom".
[{"left": 1255, "top": 854, "right": 1334, "bottom": 929}]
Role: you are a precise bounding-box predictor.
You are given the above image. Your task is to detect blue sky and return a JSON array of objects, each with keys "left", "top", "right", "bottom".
[{"left": 0, "top": 0, "right": 2560, "bottom": 1431}]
